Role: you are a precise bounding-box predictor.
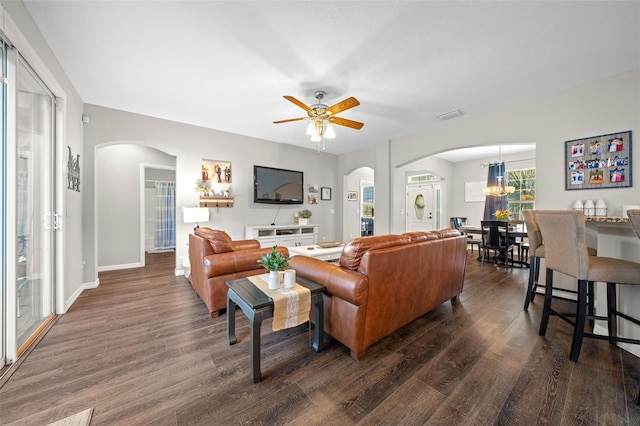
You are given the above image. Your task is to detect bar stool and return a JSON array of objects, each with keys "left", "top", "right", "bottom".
[
  {"left": 522, "top": 210, "right": 544, "bottom": 310},
  {"left": 628, "top": 209, "right": 640, "bottom": 238},
  {"left": 522, "top": 210, "right": 596, "bottom": 311},
  {"left": 536, "top": 210, "right": 640, "bottom": 362},
  {"left": 626, "top": 209, "right": 640, "bottom": 405}
]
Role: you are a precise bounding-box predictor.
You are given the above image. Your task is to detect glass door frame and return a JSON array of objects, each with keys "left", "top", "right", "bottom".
[{"left": 2, "top": 47, "right": 61, "bottom": 366}]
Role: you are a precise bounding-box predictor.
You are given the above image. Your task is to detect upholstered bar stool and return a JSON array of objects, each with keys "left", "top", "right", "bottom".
[
  {"left": 627, "top": 209, "right": 640, "bottom": 405},
  {"left": 522, "top": 210, "right": 596, "bottom": 311},
  {"left": 536, "top": 210, "right": 640, "bottom": 362},
  {"left": 628, "top": 209, "right": 640, "bottom": 238},
  {"left": 522, "top": 210, "right": 544, "bottom": 310}
]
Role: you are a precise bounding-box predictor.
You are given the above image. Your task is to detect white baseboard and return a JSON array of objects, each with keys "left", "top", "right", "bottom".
[
  {"left": 97, "top": 262, "right": 143, "bottom": 272},
  {"left": 174, "top": 268, "right": 186, "bottom": 276},
  {"left": 63, "top": 278, "right": 100, "bottom": 313},
  {"left": 593, "top": 323, "right": 640, "bottom": 358}
]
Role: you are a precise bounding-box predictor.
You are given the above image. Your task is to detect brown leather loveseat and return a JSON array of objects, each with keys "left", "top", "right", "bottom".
[
  {"left": 188, "top": 227, "right": 289, "bottom": 317},
  {"left": 289, "top": 229, "right": 467, "bottom": 360}
]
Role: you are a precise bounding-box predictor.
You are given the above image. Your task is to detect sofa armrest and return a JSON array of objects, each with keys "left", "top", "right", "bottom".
[
  {"left": 203, "top": 246, "right": 289, "bottom": 278},
  {"left": 232, "top": 239, "right": 261, "bottom": 250},
  {"left": 289, "top": 256, "right": 367, "bottom": 306}
]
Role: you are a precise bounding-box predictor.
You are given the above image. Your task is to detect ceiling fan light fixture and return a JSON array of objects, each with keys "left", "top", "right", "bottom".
[
  {"left": 274, "top": 90, "right": 364, "bottom": 151},
  {"left": 325, "top": 122, "right": 336, "bottom": 139},
  {"left": 305, "top": 121, "right": 315, "bottom": 136}
]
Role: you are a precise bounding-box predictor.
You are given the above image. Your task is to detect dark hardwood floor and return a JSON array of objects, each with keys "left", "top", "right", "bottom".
[{"left": 1, "top": 251, "right": 640, "bottom": 425}]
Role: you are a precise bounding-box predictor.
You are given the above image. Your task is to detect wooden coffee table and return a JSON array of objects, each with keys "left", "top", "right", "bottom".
[{"left": 226, "top": 276, "right": 325, "bottom": 383}]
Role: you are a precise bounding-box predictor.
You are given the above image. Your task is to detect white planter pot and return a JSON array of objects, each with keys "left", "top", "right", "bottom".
[
  {"left": 268, "top": 270, "right": 281, "bottom": 290},
  {"left": 298, "top": 218, "right": 309, "bottom": 225}
]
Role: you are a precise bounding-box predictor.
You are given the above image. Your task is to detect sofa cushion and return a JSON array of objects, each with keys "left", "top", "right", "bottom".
[
  {"left": 195, "top": 227, "right": 234, "bottom": 253},
  {"left": 402, "top": 231, "right": 439, "bottom": 242},
  {"left": 339, "top": 234, "right": 411, "bottom": 271},
  {"left": 432, "top": 228, "right": 462, "bottom": 238}
]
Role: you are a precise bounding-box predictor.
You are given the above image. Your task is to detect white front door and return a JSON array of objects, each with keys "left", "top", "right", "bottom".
[{"left": 406, "top": 183, "right": 441, "bottom": 232}]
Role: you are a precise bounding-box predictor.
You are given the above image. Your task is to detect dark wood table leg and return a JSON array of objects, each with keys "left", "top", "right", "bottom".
[
  {"left": 311, "top": 293, "right": 324, "bottom": 352},
  {"left": 249, "top": 310, "right": 267, "bottom": 383},
  {"left": 227, "top": 290, "right": 237, "bottom": 345}
]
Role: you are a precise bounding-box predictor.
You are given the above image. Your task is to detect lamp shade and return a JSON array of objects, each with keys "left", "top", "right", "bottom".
[{"left": 183, "top": 207, "right": 210, "bottom": 224}]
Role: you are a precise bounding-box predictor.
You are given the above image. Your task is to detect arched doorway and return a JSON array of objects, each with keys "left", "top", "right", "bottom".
[
  {"left": 95, "top": 143, "right": 176, "bottom": 271},
  {"left": 343, "top": 166, "right": 374, "bottom": 240}
]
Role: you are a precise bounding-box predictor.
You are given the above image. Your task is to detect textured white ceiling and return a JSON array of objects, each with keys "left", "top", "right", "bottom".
[{"left": 23, "top": 1, "right": 640, "bottom": 156}]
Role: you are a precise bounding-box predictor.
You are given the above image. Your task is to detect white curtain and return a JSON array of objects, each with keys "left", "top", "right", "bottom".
[{"left": 154, "top": 182, "right": 175, "bottom": 250}]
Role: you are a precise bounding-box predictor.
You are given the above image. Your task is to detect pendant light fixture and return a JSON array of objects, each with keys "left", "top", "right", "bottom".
[{"left": 483, "top": 146, "right": 515, "bottom": 197}]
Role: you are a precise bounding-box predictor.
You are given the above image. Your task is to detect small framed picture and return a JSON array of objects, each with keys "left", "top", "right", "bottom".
[
  {"left": 321, "top": 187, "right": 331, "bottom": 200},
  {"left": 201, "top": 159, "right": 231, "bottom": 183},
  {"left": 308, "top": 184, "right": 319, "bottom": 193},
  {"left": 347, "top": 191, "right": 358, "bottom": 201}
]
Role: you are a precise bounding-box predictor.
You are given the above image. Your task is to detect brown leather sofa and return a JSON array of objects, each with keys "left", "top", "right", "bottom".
[
  {"left": 188, "top": 227, "right": 289, "bottom": 317},
  {"left": 289, "top": 229, "right": 467, "bottom": 360}
]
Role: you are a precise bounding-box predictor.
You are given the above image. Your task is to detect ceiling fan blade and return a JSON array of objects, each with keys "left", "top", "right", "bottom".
[
  {"left": 273, "top": 117, "right": 306, "bottom": 124},
  {"left": 283, "top": 96, "right": 311, "bottom": 111},
  {"left": 327, "top": 97, "right": 360, "bottom": 115},
  {"left": 331, "top": 116, "right": 364, "bottom": 130}
]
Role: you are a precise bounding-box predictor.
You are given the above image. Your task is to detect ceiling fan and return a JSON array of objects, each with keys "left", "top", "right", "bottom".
[{"left": 273, "top": 90, "right": 364, "bottom": 141}]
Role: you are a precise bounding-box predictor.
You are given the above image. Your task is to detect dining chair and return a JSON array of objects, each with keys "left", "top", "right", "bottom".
[
  {"left": 536, "top": 210, "right": 640, "bottom": 362},
  {"left": 480, "top": 220, "right": 514, "bottom": 267},
  {"left": 451, "top": 216, "right": 481, "bottom": 253},
  {"left": 450, "top": 217, "right": 467, "bottom": 230}
]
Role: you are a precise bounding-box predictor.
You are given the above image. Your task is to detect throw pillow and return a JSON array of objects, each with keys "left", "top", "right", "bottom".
[{"left": 195, "top": 228, "right": 234, "bottom": 253}]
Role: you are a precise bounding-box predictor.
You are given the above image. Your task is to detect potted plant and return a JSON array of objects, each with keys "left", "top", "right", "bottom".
[
  {"left": 257, "top": 246, "right": 291, "bottom": 289},
  {"left": 298, "top": 209, "right": 312, "bottom": 225}
]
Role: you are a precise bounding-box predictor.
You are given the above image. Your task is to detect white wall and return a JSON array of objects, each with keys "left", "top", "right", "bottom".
[
  {"left": 382, "top": 70, "right": 640, "bottom": 233},
  {"left": 82, "top": 105, "right": 340, "bottom": 280}
]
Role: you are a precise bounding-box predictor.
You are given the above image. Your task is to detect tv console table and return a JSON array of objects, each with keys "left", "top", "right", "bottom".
[{"left": 245, "top": 224, "right": 318, "bottom": 248}]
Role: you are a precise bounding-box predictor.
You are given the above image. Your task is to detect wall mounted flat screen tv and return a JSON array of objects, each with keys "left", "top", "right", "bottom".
[{"left": 253, "top": 165, "right": 304, "bottom": 204}]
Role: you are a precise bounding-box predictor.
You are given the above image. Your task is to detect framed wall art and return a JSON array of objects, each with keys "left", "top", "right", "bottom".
[
  {"left": 201, "top": 159, "right": 231, "bottom": 184},
  {"left": 347, "top": 190, "right": 358, "bottom": 201},
  {"left": 565, "top": 130, "right": 632, "bottom": 190},
  {"left": 321, "top": 187, "right": 332, "bottom": 200}
]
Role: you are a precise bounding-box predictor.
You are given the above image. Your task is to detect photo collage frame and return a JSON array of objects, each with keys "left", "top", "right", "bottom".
[{"left": 565, "top": 130, "right": 632, "bottom": 190}]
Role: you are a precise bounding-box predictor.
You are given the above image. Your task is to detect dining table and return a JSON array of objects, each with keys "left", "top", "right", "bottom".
[{"left": 460, "top": 224, "right": 529, "bottom": 267}]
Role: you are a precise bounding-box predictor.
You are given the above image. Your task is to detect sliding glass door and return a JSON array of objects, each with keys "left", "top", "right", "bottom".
[
  {"left": 14, "top": 55, "right": 56, "bottom": 355},
  {"left": 2, "top": 48, "right": 56, "bottom": 365}
]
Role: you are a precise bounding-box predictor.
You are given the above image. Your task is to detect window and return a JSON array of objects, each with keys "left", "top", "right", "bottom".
[{"left": 507, "top": 168, "right": 536, "bottom": 220}]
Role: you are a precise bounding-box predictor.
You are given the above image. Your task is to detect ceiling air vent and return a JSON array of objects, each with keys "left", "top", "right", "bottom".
[{"left": 436, "top": 109, "right": 463, "bottom": 120}]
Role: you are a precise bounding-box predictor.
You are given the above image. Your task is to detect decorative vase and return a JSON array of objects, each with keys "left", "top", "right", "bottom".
[
  {"left": 584, "top": 199, "right": 595, "bottom": 216},
  {"left": 284, "top": 269, "right": 296, "bottom": 289},
  {"left": 595, "top": 199, "right": 607, "bottom": 216},
  {"left": 573, "top": 200, "right": 583, "bottom": 211},
  {"left": 268, "top": 270, "right": 280, "bottom": 290}
]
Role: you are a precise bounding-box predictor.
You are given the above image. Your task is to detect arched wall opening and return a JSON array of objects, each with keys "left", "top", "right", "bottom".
[
  {"left": 95, "top": 142, "right": 176, "bottom": 271},
  {"left": 343, "top": 166, "right": 374, "bottom": 241}
]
